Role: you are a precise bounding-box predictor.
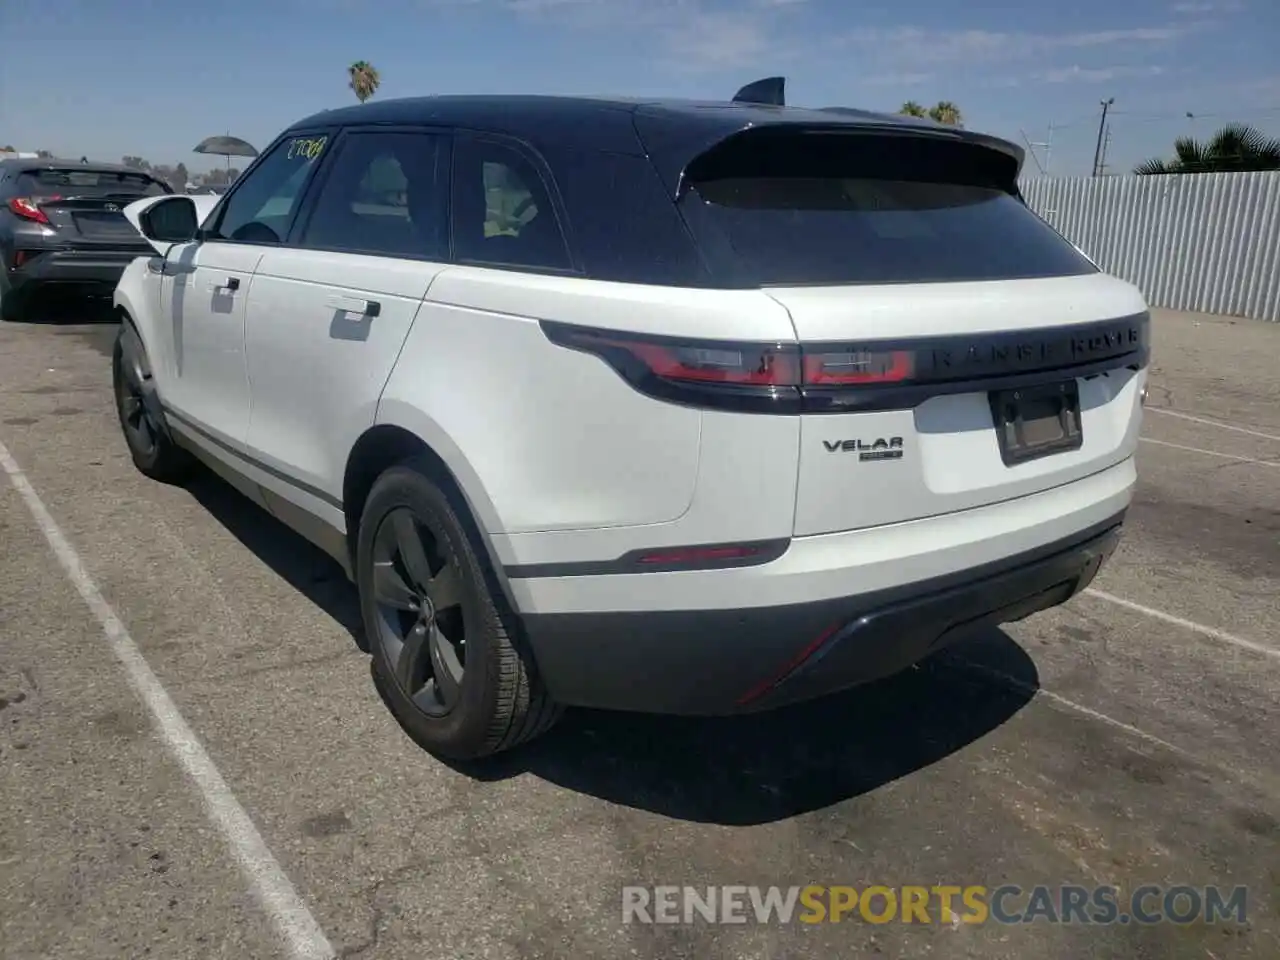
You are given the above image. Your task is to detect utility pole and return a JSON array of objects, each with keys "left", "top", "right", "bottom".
[
  {"left": 1091, "top": 97, "right": 1114, "bottom": 177},
  {"left": 1098, "top": 125, "right": 1113, "bottom": 176},
  {"left": 1022, "top": 122, "right": 1055, "bottom": 176},
  {"left": 1019, "top": 130, "right": 1046, "bottom": 175}
]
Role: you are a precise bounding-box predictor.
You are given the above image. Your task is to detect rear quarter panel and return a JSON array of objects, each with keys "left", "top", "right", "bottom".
[{"left": 379, "top": 266, "right": 723, "bottom": 536}]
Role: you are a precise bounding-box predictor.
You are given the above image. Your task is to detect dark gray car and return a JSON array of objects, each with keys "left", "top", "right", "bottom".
[{"left": 0, "top": 159, "right": 170, "bottom": 321}]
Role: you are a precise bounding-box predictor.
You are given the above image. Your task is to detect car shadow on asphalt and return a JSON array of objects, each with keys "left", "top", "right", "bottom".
[
  {"left": 182, "top": 470, "right": 366, "bottom": 644},
  {"left": 447, "top": 631, "right": 1038, "bottom": 825},
  {"left": 181, "top": 459, "right": 1039, "bottom": 828}
]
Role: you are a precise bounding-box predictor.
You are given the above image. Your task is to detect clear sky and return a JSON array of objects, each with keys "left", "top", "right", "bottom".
[{"left": 2, "top": 0, "right": 1277, "bottom": 177}]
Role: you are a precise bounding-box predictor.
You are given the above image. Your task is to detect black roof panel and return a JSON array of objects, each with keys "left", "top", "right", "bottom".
[
  {"left": 289, "top": 93, "right": 962, "bottom": 141},
  {"left": 284, "top": 95, "right": 1024, "bottom": 190}
]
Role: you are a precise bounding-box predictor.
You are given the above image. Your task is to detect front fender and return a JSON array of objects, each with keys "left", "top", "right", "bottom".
[{"left": 113, "top": 255, "right": 172, "bottom": 395}]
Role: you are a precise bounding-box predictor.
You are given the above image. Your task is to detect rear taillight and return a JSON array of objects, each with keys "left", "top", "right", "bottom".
[
  {"left": 802, "top": 348, "right": 914, "bottom": 385},
  {"left": 541, "top": 313, "right": 1151, "bottom": 415},
  {"left": 7, "top": 197, "right": 55, "bottom": 225},
  {"left": 541, "top": 322, "right": 918, "bottom": 413},
  {"left": 541, "top": 322, "right": 802, "bottom": 413}
]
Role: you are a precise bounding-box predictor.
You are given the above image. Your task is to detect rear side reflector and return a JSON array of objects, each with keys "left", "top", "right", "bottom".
[
  {"left": 7, "top": 197, "right": 54, "bottom": 225},
  {"left": 736, "top": 621, "right": 843, "bottom": 706},
  {"left": 540, "top": 313, "right": 1150, "bottom": 415},
  {"left": 636, "top": 544, "right": 768, "bottom": 565},
  {"left": 503, "top": 538, "right": 791, "bottom": 578}
]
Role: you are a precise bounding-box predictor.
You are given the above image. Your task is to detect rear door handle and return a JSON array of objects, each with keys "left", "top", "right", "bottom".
[{"left": 326, "top": 295, "right": 381, "bottom": 318}]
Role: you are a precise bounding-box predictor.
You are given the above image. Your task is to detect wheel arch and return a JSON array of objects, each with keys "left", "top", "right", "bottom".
[
  {"left": 113, "top": 260, "right": 159, "bottom": 356},
  {"left": 342, "top": 419, "right": 518, "bottom": 614}
]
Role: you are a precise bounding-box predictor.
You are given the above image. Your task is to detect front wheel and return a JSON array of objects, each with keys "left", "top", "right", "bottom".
[
  {"left": 112, "top": 323, "right": 194, "bottom": 483},
  {"left": 357, "top": 461, "right": 562, "bottom": 760}
]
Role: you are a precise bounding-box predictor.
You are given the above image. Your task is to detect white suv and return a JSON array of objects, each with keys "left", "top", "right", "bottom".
[{"left": 112, "top": 86, "right": 1149, "bottom": 759}]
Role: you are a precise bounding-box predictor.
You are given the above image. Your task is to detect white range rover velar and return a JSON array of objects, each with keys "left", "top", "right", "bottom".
[{"left": 112, "top": 82, "right": 1149, "bottom": 759}]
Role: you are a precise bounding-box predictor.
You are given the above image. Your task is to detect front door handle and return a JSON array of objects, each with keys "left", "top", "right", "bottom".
[
  {"left": 326, "top": 295, "right": 381, "bottom": 318},
  {"left": 207, "top": 276, "right": 239, "bottom": 292}
]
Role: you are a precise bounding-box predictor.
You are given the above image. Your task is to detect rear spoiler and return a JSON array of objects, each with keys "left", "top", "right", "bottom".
[
  {"left": 633, "top": 79, "right": 1027, "bottom": 200},
  {"left": 669, "top": 123, "right": 1026, "bottom": 199}
]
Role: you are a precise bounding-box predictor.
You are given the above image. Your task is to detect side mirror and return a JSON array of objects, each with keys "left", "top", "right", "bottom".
[{"left": 138, "top": 196, "right": 199, "bottom": 244}]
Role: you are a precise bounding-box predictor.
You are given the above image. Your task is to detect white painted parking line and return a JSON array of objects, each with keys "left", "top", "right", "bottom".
[
  {"left": 1139, "top": 436, "right": 1279, "bottom": 467},
  {"left": 0, "top": 440, "right": 336, "bottom": 960},
  {"left": 1082, "top": 587, "right": 1280, "bottom": 661},
  {"left": 954, "top": 658, "right": 1191, "bottom": 758},
  {"left": 1145, "top": 406, "right": 1280, "bottom": 443}
]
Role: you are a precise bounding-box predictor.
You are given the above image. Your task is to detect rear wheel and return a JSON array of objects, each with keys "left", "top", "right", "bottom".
[
  {"left": 357, "top": 461, "right": 561, "bottom": 760},
  {"left": 112, "top": 323, "right": 194, "bottom": 483}
]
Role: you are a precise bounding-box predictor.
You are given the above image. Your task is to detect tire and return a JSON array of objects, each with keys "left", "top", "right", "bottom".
[
  {"left": 357, "top": 460, "right": 562, "bottom": 760},
  {"left": 0, "top": 283, "right": 28, "bottom": 323},
  {"left": 112, "top": 323, "right": 194, "bottom": 483}
]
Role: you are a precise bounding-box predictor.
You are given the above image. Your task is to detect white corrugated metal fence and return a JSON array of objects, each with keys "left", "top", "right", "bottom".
[{"left": 1019, "top": 171, "right": 1280, "bottom": 322}]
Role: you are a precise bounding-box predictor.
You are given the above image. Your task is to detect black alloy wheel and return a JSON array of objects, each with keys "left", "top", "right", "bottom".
[
  {"left": 112, "top": 324, "right": 192, "bottom": 482},
  {"left": 370, "top": 507, "right": 467, "bottom": 716},
  {"left": 116, "top": 344, "right": 158, "bottom": 460},
  {"left": 357, "top": 461, "right": 562, "bottom": 759}
]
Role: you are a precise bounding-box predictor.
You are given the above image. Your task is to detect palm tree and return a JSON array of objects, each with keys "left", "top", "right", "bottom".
[
  {"left": 348, "top": 61, "right": 381, "bottom": 104},
  {"left": 898, "top": 101, "right": 964, "bottom": 126},
  {"left": 929, "top": 101, "right": 963, "bottom": 127},
  {"left": 1135, "top": 123, "right": 1280, "bottom": 175}
]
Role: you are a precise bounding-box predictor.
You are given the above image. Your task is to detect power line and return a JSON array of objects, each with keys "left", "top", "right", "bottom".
[{"left": 1109, "top": 106, "right": 1280, "bottom": 120}]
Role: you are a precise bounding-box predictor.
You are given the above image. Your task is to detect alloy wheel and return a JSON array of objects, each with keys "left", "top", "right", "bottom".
[
  {"left": 371, "top": 507, "right": 467, "bottom": 716},
  {"left": 116, "top": 338, "right": 157, "bottom": 457}
]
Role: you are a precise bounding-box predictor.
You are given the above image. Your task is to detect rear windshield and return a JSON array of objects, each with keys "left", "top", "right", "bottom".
[
  {"left": 16, "top": 168, "right": 170, "bottom": 198},
  {"left": 680, "top": 132, "right": 1096, "bottom": 286}
]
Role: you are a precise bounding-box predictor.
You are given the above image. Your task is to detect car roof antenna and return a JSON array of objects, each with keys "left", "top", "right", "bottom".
[{"left": 731, "top": 76, "right": 785, "bottom": 106}]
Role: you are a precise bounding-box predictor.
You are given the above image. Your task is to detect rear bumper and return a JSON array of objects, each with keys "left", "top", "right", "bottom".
[
  {"left": 522, "top": 513, "right": 1123, "bottom": 715},
  {"left": 6, "top": 248, "right": 148, "bottom": 292}
]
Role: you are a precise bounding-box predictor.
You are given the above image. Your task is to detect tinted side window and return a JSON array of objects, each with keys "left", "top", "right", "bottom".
[
  {"left": 451, "top": 137, "right": 571, "bottom": 271},
  {"left": 299, "top": 132, "right": 443, "bottom": 259},
  {"left": 207, "top": 133, "right": 330, "bottom": 244}
]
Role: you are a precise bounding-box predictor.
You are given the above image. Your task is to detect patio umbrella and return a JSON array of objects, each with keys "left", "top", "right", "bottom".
[{"left": 193, "top": 134, "right": 258, "bottom": 175}]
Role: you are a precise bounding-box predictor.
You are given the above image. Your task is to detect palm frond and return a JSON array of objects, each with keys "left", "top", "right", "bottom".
[
  {"left": 929, "top": 101, "right": 963, "bottom": 126},
  {"left": 348, "top": 60, "right": 381, "bottom": 104},
  {"left": 1134, "top": 158, "right": 1176, "bottom": 176}
]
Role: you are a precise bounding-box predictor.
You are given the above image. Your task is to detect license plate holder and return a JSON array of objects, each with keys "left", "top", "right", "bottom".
[{"left": 989, "top": 380, "right": 1083, "bottom": 466}]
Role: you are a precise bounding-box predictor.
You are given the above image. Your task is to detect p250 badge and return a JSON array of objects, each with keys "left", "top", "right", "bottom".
[{"left": 823, "top": 437, "right": 904, "bottom": 462}]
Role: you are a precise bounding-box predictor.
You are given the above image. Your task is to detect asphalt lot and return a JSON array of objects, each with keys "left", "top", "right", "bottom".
[{"left": 1, "top": 299, "right": 1277, "bottom": 960}]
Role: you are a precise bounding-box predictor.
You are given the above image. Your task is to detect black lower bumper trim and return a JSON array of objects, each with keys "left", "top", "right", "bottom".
[
  {"left": 520, "top": 514, "right": 1124, "bottom": 716},
  {"left": 8, "top": 248, "right": 147, "bottom": 291}
]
